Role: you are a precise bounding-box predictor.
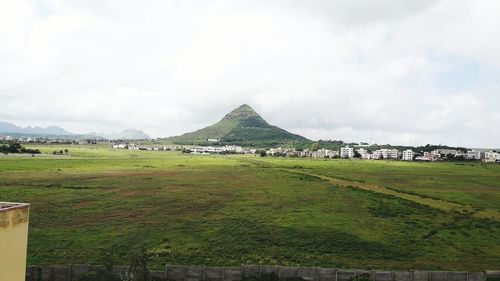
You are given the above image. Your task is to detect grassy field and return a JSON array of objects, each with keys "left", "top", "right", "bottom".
[{"left": 1, "top": 145, "right": 500, "bottom": 271}]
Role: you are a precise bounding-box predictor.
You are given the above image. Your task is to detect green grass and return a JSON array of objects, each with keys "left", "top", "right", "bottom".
[{"left": 1, "top": 145, "right": 500, "bottom": 271}]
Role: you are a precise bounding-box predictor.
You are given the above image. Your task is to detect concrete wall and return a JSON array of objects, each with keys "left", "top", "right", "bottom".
[
  {"left": 0, "top": 203, "right": 30, "bottom": 281},
  {"left": 25, "top": 264, "right": 498, "bottom": 281}
]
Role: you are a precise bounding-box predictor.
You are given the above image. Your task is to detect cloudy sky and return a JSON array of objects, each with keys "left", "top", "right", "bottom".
[{"left": 1, "top": 0, "right": 499, "bottom": 147}]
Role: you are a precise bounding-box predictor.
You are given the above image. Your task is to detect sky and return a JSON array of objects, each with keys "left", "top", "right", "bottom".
[{"left": 1, "top": 0, "right": 499, "bottom": 147}]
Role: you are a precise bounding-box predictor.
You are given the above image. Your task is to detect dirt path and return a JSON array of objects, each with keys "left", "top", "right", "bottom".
[{"left": 282, "top": 168, "right": 500, "bottom": 221}]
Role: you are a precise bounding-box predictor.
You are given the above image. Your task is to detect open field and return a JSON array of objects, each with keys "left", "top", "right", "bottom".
[{"left": 1, "top": 145, "right": 500, "bottom": 271}]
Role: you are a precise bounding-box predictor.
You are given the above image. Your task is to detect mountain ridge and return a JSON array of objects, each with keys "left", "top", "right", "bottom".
[
  {"left": 0, "top": 120, "right": 150, "bottom": 140},
  {"left": 0, "top": 120, "right": 74, "bottom": 135}
]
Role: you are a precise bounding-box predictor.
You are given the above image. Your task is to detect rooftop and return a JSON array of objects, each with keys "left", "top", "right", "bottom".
[{"left": 0, "top": 202, "right": 29, "bottom": 212}]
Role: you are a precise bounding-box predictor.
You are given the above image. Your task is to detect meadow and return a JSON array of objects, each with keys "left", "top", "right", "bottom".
[{"left": 1, "top": 145, "right": 500, "bottom": 271}]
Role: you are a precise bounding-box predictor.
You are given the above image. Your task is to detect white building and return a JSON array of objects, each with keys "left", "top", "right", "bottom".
[
  {"left": 311, "top": 149, "right": 339, "bottom": 158},
  {"left": 466, "top": 150, "right": 483, "bottom": 160},
  {"left": 372, "top": 149, "right": 399, "bottom": 159},
  {"left": 484, "top": 151, "right": 499, "bottom": 163},
  {"left": 356, "top": 148, "right": 369, "bottom": 159},
  {"left": 402, "top": 149, "right": 414, "bottom": 161},
  {"left": 432, "top": 149, "right": 462, "bottom": 156},
  {"left": 340, "top": 146, "right": 354, "bottom": 159}
]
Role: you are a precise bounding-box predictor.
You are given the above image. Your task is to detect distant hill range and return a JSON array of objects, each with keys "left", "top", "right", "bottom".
[
  {"left": 167, "top": 104, "right": 308, "bottom": 146},
  {"left": 91, "top": 129, "right": 151, "bottom": 140},
  {"left": 0, "top": 120, "right": 74, "bottom": 136},
  {"left": 0, "top": 121, "right": 150, "bottom": 140}
]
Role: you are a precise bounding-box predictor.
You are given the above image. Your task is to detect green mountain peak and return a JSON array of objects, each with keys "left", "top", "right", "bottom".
[{"left": 167, "top": 104, "right": 309, "bottom": 146}]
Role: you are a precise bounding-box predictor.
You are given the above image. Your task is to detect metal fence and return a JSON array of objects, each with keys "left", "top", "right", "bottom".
[{"left": 26, "top": 264, "right": 500, "bottom": 281}]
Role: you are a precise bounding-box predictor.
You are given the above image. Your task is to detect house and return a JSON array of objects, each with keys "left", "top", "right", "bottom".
[
  {"left": 402, "top": 149, "right": 414, "bottom": 161},
  {"left": 340, "top": 146, "right": 354, "bottom": 158}
]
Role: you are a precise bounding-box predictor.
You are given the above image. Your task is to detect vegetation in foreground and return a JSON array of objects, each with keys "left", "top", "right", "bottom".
[{"left": 1, "top": 145, "right": 500, "bottom": 271}]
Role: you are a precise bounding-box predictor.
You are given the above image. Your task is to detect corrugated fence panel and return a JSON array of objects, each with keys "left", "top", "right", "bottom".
[
  {"left": 298, "top": 267, "right": 318, "bottom": 281},
  {"left": 413, "top": 270, "right": 429, "bottom": 281},
  {"left": 205, "top": 266, "right": 223, "bottom": 281},
  {"left": 486, "top": 271, "right": 500, "bottom": 280},
  {"left": 374, "top": 270, "right": 392, "bottom": 281},
  {"left": 279, "top": 266, "right": 298, "bottom": 279},
  {"left": 469, "top": 271, "right": 486, "bottom": 281},
  {"left": 186, "top": 265, "right": 205, "bottom": 281},
  {"left": 336, "top": 269, "right": 356, "bottom": 281},
  {"left": 51, "top": 266, "right": 69, "bottom": 281},
  {"left": 40, "top": 266, "right": 52, "bottom": 281},
  {"left": 113, "top": 265, "right": 129, "bottom": 276},
  {"left": 242, "top": 265, "right": 261, "bottom": 277},
  {"left": 151, "top": 269, "right": 166, "bottom": 280},
  {"left": 261, "top": 266, "right": 279, "bottom": 276},
  {"left": 167, "top": 265, "right": 187, "bottom": 281},
  {"left": 429, "top": 271, "right": 467, "bottom": 281},
  {"left": 223, "top": 266, "right": 243, "bottom": 281},
  {"left": 355, "top": 269, "right": 373, "bottom": 280},
  {"left": 70, "top": 264, "right": 90, "bottom": 280},
  {"left": 393, "top": 271, "right": 412, "bottom": 281},
  {"left": 318, "top": 267, "right": 336, "bottom": 281}
]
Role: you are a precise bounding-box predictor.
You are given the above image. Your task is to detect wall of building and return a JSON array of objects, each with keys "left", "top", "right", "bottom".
[
  {"left": 25, "top": 264, "right": 498, "bottom": 281},
  {"left": 0, "top": 204, "right": 30, "bottom": 281}
]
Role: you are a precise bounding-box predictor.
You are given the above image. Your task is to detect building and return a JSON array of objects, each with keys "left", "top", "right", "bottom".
[
  {"left": 432, "top": 149, "right": 462, "bottom": 156},
  {"left": 340, "top": 146, "right": 354, "bottom": 158},
  {"left": 402, "top": 149, "right": 414, "bottom": 161},
  {"left": 466, "top": 150, "right": 484, "bottom": 160},
  {"left": 484, "top": 151, "right": 499, "bottom": 163},
  {"left": 372, "top": 149, "right": 399, "bottom": 159},
  {"left": 0, "top": 202, "right": 30, "bottom": 281},
  {"left": 356, "top": 148, "right": 369, "bottom": 159}
]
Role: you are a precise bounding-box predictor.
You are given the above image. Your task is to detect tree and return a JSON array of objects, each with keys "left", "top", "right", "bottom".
[
  {"left": 310, "top": 142, "right": 320, "bottom": 151},
  {"left": 129, "top": 247, "right": 150, "bottom": 281},
  {"left": 64, "top": 149, "right": 69, "bottom": 154}
]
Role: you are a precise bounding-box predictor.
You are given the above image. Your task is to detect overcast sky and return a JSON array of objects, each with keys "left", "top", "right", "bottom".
[{"left": 1, "top": 0, "right": 499, "bottom": 147}]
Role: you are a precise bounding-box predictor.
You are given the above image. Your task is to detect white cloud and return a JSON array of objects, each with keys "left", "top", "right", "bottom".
[{"left": 0, "top": 0, "right": 499, "bottom": 147}]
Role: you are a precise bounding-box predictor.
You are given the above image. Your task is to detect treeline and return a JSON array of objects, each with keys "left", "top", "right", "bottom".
[{"left": 0, "top": 143, "right": 41, "bottom": 154}]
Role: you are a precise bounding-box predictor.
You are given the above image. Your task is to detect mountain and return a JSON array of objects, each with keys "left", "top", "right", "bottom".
[
  {"left": 167, "top": 104, "right": 308, "bottom": 146},
  {"left": 97, "top": 129, "right": 151, "bottom": 140},
  {"left": 0, "top": 121, "right": 74, "bottom": 135}
]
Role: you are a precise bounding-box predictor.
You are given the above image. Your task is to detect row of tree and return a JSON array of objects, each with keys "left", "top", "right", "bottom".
[{"left": 0, "top": 143, "right": 41, "bottom": 154}]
